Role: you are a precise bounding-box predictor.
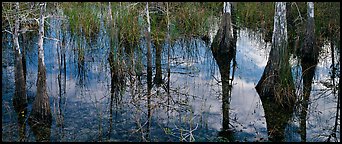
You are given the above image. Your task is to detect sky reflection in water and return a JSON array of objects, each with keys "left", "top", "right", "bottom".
[{"left": 1, "top": 19, "right": 339, "bottom": 142}]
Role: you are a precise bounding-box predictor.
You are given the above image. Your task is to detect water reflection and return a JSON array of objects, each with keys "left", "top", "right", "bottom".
[
  {"left": 28, "top": 119, "right": 52, "bottom": 142},
  {"left": 54, "top": 20, "right": 67, "bottom": 141},
  {"left": 13, "top": 91, "right": 27, "bottom": 142},
  {"left": 210, "top": 4, "right": 237, "bottom": 141},
  {"left": 2, "top": 24, "right": 338, "bottom": 142}
]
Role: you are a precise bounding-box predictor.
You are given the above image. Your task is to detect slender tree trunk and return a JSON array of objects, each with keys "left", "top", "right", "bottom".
[
  {"left": 255, "top": 2, "right": 295, "bottom": 141},
  {"left": 166, "top": 2, "right": 171, "bottom": 115},
  {"left": 12, "top": 2, "right": 28, "bottom": 142},
  {"left": 145, "top": 2, "right": 152, "bottom": 141},
  {"left": 146, "top": 3, "right": 152, "bottom": 88},
  {"left": 28, "top": 2, "right": 52, "bottom": 142}
]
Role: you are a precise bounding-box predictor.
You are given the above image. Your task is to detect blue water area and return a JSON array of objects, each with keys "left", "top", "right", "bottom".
[{"left": 1, "top": 18, "right": 339, "bottom": 142}]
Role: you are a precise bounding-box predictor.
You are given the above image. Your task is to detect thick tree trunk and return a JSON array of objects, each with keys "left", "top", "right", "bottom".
[
  {"left": 12, "top": 2, "right": 28, "bottom": 142},
  {"left": 211, "top": 2, "right": 236, "bottom": 139},
  {"left": 28, "top": 3, "right": 52, "bottom": 142},
  {"left": 300, "top": 2, "right": 318, "bottom": 142},
  {"left": 255, "top": 2, "right": 295, "bottom": 142}
]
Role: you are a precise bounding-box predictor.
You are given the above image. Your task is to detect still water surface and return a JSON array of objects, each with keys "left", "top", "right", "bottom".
[{"left": 2, "top": 18, "right": 339, "bottom": 142}]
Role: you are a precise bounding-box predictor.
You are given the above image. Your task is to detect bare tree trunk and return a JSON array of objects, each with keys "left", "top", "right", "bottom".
[
  {"left": 166, "top": 2, "right": 171, "bottom": 116},
  {"left": 300, "top": 2, "right": 318, "bottom": 142},
  {"left": 28, "top": 2, "right": 52, "bottom": 142},
  {"left": 255, "top": 2, "right": 295, "bottom": 141},
  {"left": 12, "top": 2, "right": 28, "bottom": 142},
  {"left": 145, "top": 2, "right": 152, "bottom": 141},
  {"left": 210, "top": 2, "right": 236, "bottom": 140}
]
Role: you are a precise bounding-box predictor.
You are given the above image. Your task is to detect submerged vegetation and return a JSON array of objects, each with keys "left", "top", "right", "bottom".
[{"left": 2, "top": 2, "right": 340, "bottom": 142}]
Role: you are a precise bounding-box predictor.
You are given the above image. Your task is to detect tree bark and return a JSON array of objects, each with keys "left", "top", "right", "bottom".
[
  {"left": 145, "top": 2, "right": 152, "bottom": 141},
  {"left": 210, "top": 2, "right": 236, "bottom": 139},
  {"left": 154, "top": 41, "right": 163, "bottom": 86},
  {"left": 255, "top": 2, "right": 295, "bottom": 141},
  {"left": 166, "top": 2, "right": 171, "bottom": 112},
  {"left": 300, "top": 2, "right": 318, "bottom": 142},
  {"left": 28, "top": 2, "right": 52, "bottom": 142},
  {"left": 12, "top": 2, "right": 28, "bottom": 142},
  {"left": 22, "top": 34, "right": 27, "bottom": 82}
]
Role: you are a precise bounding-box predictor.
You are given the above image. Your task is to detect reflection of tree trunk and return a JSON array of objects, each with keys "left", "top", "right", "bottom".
[
  {"left": 154, "top": 42, "right": 163, "bottom": 86},
  {"left": 146, "top": 81, "right": 152, "bottom": 141},
  {"left": 12, "top": 2, "right": 28, "bottom": 142},
  {"left": 28, "top": 3, "right": 52, "bottom": 142},
  {"left": 255, "top": 3, "right": 295, "bottom": 142},
  {"left": 300, "top": 3, "right": 318, "bottom": 142},
  {"left": 108, "top": 51, "right": 118, "bottom": 139},
  {"left": 107, "top": 3, "right": 116, "bottom": 137},
  {"left": 108, "top": 55, "right": 116, "bottom": 140},
  {"left": 77, "top": 41, "right": 85, "bottom": 85},
  {"left": 221, "top": 70, "right": 231, "bottom": 130},
  {"left": 211, "top": 2, "right": 236, "bottom": 140},
  {"left": 56, "top": 25, "right": 66, "bottom": 140}
]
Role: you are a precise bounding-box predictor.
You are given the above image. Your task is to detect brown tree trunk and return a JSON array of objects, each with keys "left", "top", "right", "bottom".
[
  {"left": 211, "top": 3, "right": 236, "bottom": 139},
  {"left": 28, "top": 3, "right": 52, "bottom": 142},
  {"left": 22, "top": 34, "right": 27, "bottom": 82},
  {"left": 145, "top": 3, "right": 152, "bottom": 141},
  {"left": 299, "top": 2, "right": 318, "bottom": 142},
  {"left": 154, "top": 41, "right": 163, "bottom": 86},
  {"left": 12, "top": 2, "right": 28, "bottom": 142},
  {"left": 255, "top": 2, "right": 295, "bottom": 142}
]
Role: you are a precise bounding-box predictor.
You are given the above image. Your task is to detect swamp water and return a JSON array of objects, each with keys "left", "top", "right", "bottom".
[{"left": 2, "top": 18, "right": 339, "bottom": 142}]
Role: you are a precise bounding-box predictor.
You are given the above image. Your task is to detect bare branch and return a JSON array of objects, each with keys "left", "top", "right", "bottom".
[
  {"left": 43, "top": 36, "right": 60, "bottom": 42},
  {"left": 292, "top": 2, "right": 304, "bottom": 23},
  {"left": 3, "top": 29, "right": 13, "bottom": 35}
]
